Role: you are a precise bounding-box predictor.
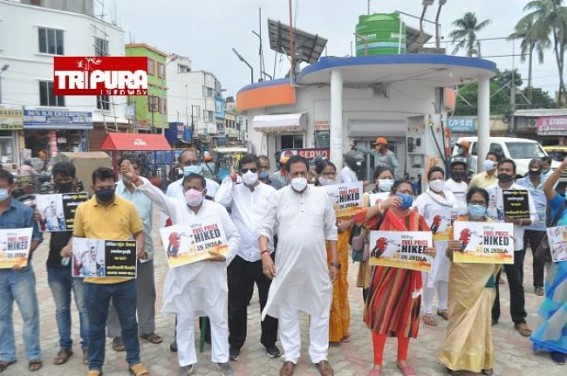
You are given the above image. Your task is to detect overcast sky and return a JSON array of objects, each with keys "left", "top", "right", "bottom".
[{"left": 107, "top": 0, "right": 560, "bottom": 98}]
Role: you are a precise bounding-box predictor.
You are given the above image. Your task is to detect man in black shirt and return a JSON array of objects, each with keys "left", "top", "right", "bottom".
[{"left": 45, "top": 162, "right": 89, "bottom": 365}]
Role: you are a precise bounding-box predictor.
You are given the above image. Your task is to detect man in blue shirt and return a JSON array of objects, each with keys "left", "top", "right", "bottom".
[{"left": 0, "top": 169, "right": 43, "bottom": 373}]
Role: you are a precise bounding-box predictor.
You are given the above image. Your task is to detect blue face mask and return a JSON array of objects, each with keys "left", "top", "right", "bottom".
[
  {"left": 396, "top": 193, "right": 413, "bottom": 209},
  {"left": 468, "top": 204, "right": 487, "bottom": 219},
  {"left": 258, "top": 171, "right": 270, "bottom": 180},
  {"left": 183, "top": 165, "right": 203, "bottom": 176},
  {"left": 0, "top": 188, "right": 10, "bottom": 202}
]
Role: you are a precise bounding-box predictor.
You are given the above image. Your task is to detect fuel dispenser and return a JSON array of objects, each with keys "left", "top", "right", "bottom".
[{"left": 405, "top": 114, "right": 450, "bottom": 195}]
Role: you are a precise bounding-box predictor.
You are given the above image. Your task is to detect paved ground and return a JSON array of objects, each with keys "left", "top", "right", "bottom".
[{"left": 4, "top": 209, "right": 565, "bottom": 375}]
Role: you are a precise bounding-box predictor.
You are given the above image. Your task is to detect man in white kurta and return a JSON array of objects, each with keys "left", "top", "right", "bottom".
[
  {"left": 258, "top": 156, "right": 338, "bottom": 376},
  {"left": 124, "top": 165, "right": 240, "bottom": 375}
]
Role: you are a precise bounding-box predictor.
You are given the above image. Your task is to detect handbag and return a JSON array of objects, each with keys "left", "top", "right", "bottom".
[{"left": 535, "top": 200, "right": 567, "bottom": 262}]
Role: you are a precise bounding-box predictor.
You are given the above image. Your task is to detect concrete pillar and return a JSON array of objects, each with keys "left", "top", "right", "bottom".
[
  {"left": 330, "top": 69, "right": 343, "bottom": 169},
  {"left": 476, "top": 75, "right": 490, "bottom": 172}
]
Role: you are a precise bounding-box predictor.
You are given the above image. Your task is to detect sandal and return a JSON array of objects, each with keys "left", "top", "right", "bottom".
[
  {"left": 368, "top": 366, "right": 382, "bottom": 376},
  {"left": 341, "top": 335, "right": 351, "bottom": 343},
  {"left": 437, "top": 309, "right": 449, "bottom": 321},
  {"left": 0, "top": 360, "right": 16, "bottom": 372},
  {"left": 514, "top": 323, "right": 532, "bottom": 337},
  {"left": 112, "top": 337, "right": 125, "bottom": 352},
  {"left": 129, "top": 363, "right": 150, "bottom": 376},
  {"left": 397, "top": 363, "right": 417, "bottom": 376},
  {"left": 28, "top": 359, "right": 43, "bottom": 372},
  {"left": 54, "top": 348, "right": 73, "bottom": 365},
  {"left": 423, "top": 313, "right": 438, "bottom": 326},
  {"left": 140, "top": 332, "right": 163, "bottom": 344},
  {"left": 87, "top": 370, "right": 103, "bottom": 376},
  {"left": 482, "top": 369, "right": 494, "bottom": 375}
]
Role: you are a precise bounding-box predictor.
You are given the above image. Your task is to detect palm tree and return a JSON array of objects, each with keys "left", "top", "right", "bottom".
[
  {"left": 508, "top": 16, "right": 550, "bottom": 102},
  {"left": 520, "top": 0, "right": 567, "bottom": 105},
  {"left": 449, "top": 12, "right": 492, "bottom": 57}
]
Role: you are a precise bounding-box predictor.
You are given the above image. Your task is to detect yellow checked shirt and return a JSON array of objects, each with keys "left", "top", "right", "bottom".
[{"left": 73, "top": 195, "right": 143, "bottom": 284}]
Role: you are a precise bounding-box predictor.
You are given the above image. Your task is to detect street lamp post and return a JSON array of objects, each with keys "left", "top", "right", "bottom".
[{"left": 0, "top": 64, "right": 10, "bottom": 104}]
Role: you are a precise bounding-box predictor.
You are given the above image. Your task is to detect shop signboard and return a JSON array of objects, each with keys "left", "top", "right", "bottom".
[
  {"left": 536, "top": 116, "right": 567, "bottom": 136},
  {"left": 448, "top": 117, "right": 476, "bottom": 133},
  {"left": 0, "top": 108, "right": 24, "bottom": 130},
  {"left": 23, "top": 109, "right": 93, "bottom": 130}
]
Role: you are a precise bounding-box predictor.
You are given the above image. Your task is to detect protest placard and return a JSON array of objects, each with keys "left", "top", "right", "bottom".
[
  {"left": 502, "top": 190, "right": 530, "bottom": 219},
  {"left": 159, "top": 219, "right": 229, "bottom": 268},
  {"left": 453, "top": 221, "right": 514, "bottom": 264},
  {"left": 0, "top": 228, "right": 33, "bottom": 269},
  {"left": 368, "top": 231, "right": 433, "bottom": 272},
  {"left": 424, "top": 208, "right": 456, "bottom": 242},
  {"left": 320, "top": 181, "right": 363, "bottom": 218},
  {"left": 71, "top": 238, "right": 137, "bottom": 278},
  {"left": 545, "top": 225, "right": 567, "bottom": 263},
  {"left": 36, "top": 192, "right": 88, "bottom": 232}
]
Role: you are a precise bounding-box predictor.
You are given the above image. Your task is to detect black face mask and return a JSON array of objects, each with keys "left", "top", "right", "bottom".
[
  {"left": 95, "top": 188, "right": 115, "bottom": 203},
  {"left": 56, "top": 182, "right": 74, "bottom": 193},
  {"left": 528, "top": 170, "right": 541, "bottom": 177},
  {"left": 451, "top": 171, "right": 465, "bottom": 182},
  {"left": 497, "top": 173, "right": 513, "bottom": 184}
]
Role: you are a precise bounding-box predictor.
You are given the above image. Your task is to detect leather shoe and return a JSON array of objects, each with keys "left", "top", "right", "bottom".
[
  {"left": 53, "top": 348, "right": 73, "bottom": 365},
  {"left": 315, "top": 360, "right": 335, "bottom": 376},
  {"left": 280, "top": 361, "right": 296, "bottom": 376}
]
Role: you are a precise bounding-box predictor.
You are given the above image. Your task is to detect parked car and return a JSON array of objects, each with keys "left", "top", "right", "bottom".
[{"left": 452, "top": 136, "right": 562, "bottom": 178}]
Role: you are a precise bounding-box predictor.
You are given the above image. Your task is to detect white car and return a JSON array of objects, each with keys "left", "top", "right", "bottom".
[{"left": 451, "top": 136, "right": 561, "bottom": 178}]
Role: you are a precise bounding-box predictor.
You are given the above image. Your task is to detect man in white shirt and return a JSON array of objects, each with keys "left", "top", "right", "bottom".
[
  {"left": 339, "top": 151, "right": 361, "bottom": 184},
  {"left": 122, "top": 163, "right": 240, "bottom": 376},
  {"left": 259, "top": 155, "right": 338, "bottom": 376},
  {"left": 485, "top": 158, "right": 537, "bottom": 338},
  {"left": 167, "top": 149, "right": 219, "bottom": 202},
  {"left": 215, "top": 154, "right": 280, "bottom": 361},
  {"left": 445, "top": 156, "right": 468, "bottom": 215}
]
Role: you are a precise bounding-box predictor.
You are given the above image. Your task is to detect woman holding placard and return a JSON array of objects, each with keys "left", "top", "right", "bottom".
[
  {"left": 530, "top": 160, "right": 567, "bottom": 365},
  {"left": 439, "top": 187, "right": 500, "bottom": 376}
]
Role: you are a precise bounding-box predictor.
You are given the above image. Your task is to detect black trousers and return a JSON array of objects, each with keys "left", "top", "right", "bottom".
[
  {"left": 492, "top": 251, "right": 527, "bottom": 325},
  {"left": 228, "top": 254, "right": 278, "bottom": 349},
  {"left": 520, "top": 229, "right": 546, "bottom": 288}
]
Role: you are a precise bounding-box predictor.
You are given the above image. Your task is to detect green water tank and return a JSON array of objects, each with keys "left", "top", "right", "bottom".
[{"left": 355, "top": 13, "right": 407, "bottom": 56}]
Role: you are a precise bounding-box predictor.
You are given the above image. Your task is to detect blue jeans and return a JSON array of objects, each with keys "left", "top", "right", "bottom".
[
  {"left": 0, "top": 266, "right": 41, "bottom": 362},
  {"left": 47, "top": 266, "right": 89, "bottom": 350},
  {"left": 84, "top": 279, "right": 139, "bottom": 371}
]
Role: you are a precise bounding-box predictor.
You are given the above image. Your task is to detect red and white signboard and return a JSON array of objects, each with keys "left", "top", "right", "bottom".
[
  {"left": 537, "top": 116, "right": 567, "bottom": 136},
  {"left": 280, "top": 148, "right": 330, "bottom": 161},
  {"left": 54, "top": 56, "right": 148, "bottom": 96}
]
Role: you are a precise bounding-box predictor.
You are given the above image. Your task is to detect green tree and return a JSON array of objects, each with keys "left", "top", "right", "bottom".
[{"left": 449, "top": 12, "right": 492, "bottom": 57}]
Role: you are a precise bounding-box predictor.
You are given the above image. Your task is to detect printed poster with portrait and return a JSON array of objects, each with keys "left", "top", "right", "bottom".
[
  {"left": 320, "top": 181, "right": 363, "bottom": 218},
  {"left": 546, "top": 225, "right": 567, "bottom": 263},
  {"left": 159, "top": 219, "right": 229, "bottom": 268},
  {"left": 368, "top": 231, "right": 433, "bottom": 272},
  {"left": 36, "top": 192, "right": 88, "bottom": 232},
  {"left": 71, "top": 238, "right": 137, "bottom": 278},
  {"left": 453, "top": 221, "right": 514, "bottom": 264},
  {"left": 0, "top": 228, "right": 33, "bottom": 269}
]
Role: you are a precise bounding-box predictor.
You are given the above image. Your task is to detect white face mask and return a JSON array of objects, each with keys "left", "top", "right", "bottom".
[
  {"left": 377, "top": 179, "right": 394, "bottom": 192},
  {"left": 0, "top": 188, "right": 9, "bottom": 202},
  {"left": 318, "top": 177, "right": 336, "bottom": 186},
  {"left": 242, "top": 170, "right": 259, "bottom": 186},
  {"left": 429, "top": 179, "right": 445, "bottom": 193},
  {"left": 483, "top": 160, "right": 497, "bottom": 171},
  {"left": 290, "top": 177, "right": 308, "bottom": 192}
]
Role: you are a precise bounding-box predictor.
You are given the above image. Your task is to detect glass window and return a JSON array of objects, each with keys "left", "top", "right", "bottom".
[
  {"left": 38, "top": 27, "right": 64, "bottom": 55},
  {"left": 148, "top": 59, "right": 155, "bottom": 75},
  {"left": 94, "top": 37, "right": 109, "bottom": 56},
  {"left": 39, "top": 81, "right": 65, "bottom": 107},
  {"left": 97, "top": 95, "right": 110, "bottom": 110},
  {"left": 506, "top": 142, "right": 546, "bottom": 159},
  {"left": 157, "top": 63, "right": 164, "bottom": 78}
]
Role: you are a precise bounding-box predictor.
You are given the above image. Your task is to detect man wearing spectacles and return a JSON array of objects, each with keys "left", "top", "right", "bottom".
[
  {"left": 167, "top": 149, "right": 220, "bottom": 202},
  {"left": 215, "top": 154, "right": 281, "bottom": 362}
]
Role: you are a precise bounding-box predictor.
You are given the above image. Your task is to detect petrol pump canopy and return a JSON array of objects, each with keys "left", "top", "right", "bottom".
[
  {"left": 252, "top": 113, "right": 307, "bottom": 134},
  {"left": 99, "top": 133, "right": 172, "bottom": 151}
]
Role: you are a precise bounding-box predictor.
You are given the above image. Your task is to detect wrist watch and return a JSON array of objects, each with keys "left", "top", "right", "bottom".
[{"left": 331, "top": 262, "right": 340, "bottom": 269}]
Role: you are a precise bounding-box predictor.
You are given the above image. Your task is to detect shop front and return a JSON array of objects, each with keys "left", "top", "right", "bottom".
[
  {"left": 0, "top": 108, "right": 23, "bottom": 171},
  {"left": 23, "top": 109, "right": 92, "bottom": 158}
]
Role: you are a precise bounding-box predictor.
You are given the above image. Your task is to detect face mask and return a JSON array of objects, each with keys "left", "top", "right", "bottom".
[
  {"left": 451, "top": 171, "right": 465, "bottom": 182},
  {"left": 396, "top": 193, "right": 414, "bottom": 209},
  {"left": 497, "top": 173, "right": 513, "bottom": 184},
  {"left": 377, "top": 179, "right": 394, "bottom": 192},
  {"left": 483, "top": 160, "right": 497, "bottom": 171},
  {"left": 95, "top": 188, "right": 115, "bottom": 203},
  {"left": 318, "top": 177, "right": 336, "bottom": 186},
  {"left": 183, "top": 165, "right": 203, "bottom": 176},
  {"left": 0, "top": 188, "right": 10, "bottom": 202},
  {"left": 56, "top": 182, "right": 74, "bottom": 193},
  {"left": 258, "top": 171, "right": 270, "bottom": 180},
  {"left": 242, "top": 170, "right": 259, "bottom": 186},
  {"left": 184, "top": 188, "right": 204, "bottom": 207},
  {"left": 429, "top": 179, "right": 445, "bottom": 193},
  {"left": 290, "top": 177, "right": 308, "bottom": 192},
  {"left": 468, "top": 204, "right": 487, "bottom": 219},
  {"left": 528, "top": 170, "right": 541, "bottom": 177}
]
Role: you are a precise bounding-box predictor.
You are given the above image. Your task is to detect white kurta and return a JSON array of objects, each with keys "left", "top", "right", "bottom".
[
  {"left": 415, "top": 189, "right": 457, "bottom": 285},
  {"left": 137, "top": 177, "right": 240, "bottom": 322},
  {"left": 258, "top": 185, "right": 338, "bottom": 319},
  {"left": 445, "top": 178, "right": 468, "bottom": 215}
]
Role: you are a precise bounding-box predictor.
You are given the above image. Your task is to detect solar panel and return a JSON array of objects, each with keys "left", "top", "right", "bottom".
[{"left": 267, "top": 19, "right": 328, "bottom": 64}]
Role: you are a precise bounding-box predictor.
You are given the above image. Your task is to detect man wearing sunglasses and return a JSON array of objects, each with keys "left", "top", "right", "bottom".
[{"left": 215, "top": 154, "right": 280, "bottom": 362}]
